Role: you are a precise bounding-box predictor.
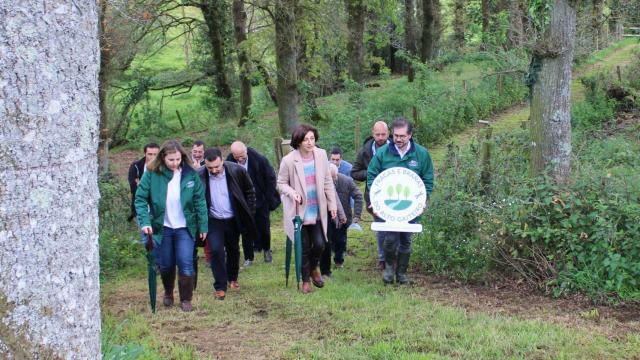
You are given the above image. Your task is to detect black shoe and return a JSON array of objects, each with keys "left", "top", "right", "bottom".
[{"left": 264, "top": 249, "right": 272, "bottom": 263}]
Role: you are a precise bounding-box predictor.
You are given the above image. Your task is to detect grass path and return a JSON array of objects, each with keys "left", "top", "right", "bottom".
[
  {"left": 430, "top": 39, "right": 639, "bottom": 164},
  {"left": 103, "top": 40, "right": 640, "bottom": 359}
]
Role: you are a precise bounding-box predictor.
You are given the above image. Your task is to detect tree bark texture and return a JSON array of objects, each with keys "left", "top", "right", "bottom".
[
  {"left": 529, "top": 0, "right": 576, "bottom": 183},
  {"left": 405, "top": 0, "right": 418, "bottom": 81},
  {"left": 232, "top": 0, "right": 252, "bottom": 126},
  {"left": 0, "top": 0, "right": 101, "bottom": 357},
  {"left": 507, "top": 0, "right": 524, "bottom": 49},
  {"left": 591, "top": 0, "right": 605, "bottom": 50},
  {"left": 432, "top": 0, "right": 442, "bottom": 56},
  {"left": 200, "top": 0, "right": 233, "bottom": 99},
  {"left": 481, "top": 0, "right": 490, "bottom": 48},
  {"left": 608, "top": 0, "right": 623, "bottom": 41},
  {"left": 99, "top": 0, "right": 110, "bottom": 174},
  {"left": 275, "top": 0, "right": 300, "bottom": 136},
  {"left": 453, "top": 0, "right": 465, "bottom": 49},
  {"left": 421, "top": 0, "right": 435, "bottom": 61},
  {"left": 346, "top": 0, "right": 366, "bottom": 83}
]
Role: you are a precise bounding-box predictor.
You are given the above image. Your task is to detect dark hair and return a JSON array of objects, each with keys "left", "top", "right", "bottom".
[
  {"left": 330, "top": 146, "right": 343, "bottom": 156},
  {"left": 193, "top": 140, "right": 206, "bottom": 148},
  {"left": 147, "top": 139, "right": 193, "bottom": 172},
  {"left": 143, "top": 143, "right": 160, "bottom": 153},
  {"left": 290, "top": 124, "right": 319, "bottom": 149},
  {"left": 391, "top": 117, "right": 413, "bottom": 135},
  {"left": 204, "top": 147, "right": 222, "bottom": 162}
]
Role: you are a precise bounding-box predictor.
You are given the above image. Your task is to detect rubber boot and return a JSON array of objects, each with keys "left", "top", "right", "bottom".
[
  {"left": 382, "top": 249, "right": 396, "bottom": 284},
  {"left": 178, "top": 275, "right": 194, "bottom": 312},
  {"left": 396, "top": 252, "right": 411, "bottom": 285},
  {"left": 160, "top": 268, "right": 176, "bottom": 307}
]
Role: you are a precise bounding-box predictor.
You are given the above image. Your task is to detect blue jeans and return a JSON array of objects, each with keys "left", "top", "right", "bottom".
[{"left": 156, "top": 227, "right": 195, "bottom": 276}]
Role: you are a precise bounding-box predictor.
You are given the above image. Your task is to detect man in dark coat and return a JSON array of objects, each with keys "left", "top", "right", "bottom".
[
  {"left": 227, "top": 141, "right": 280, "bottom": 264},
  {"left": 127, "top": 143, "right": 159, "bottom": 224},
  {"left": 350, "top": 121, "right": 390, "bottom": 270},
  {"left": 199, "top": 148, "right": 257, "bottom": 300}
]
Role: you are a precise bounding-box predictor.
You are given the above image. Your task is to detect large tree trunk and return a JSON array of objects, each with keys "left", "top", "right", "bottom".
[
  {"left": 507, "top": 0, "right": 524, "bottom": 49},
  {"left": 99, "top": 0, "right": 111, "bottom": 174},
  {"left": 591, "top": 0, "right": 605, "bottom": 50},
  {"left": 481, "top": 0, "right": 490, "bottom": 49},
  {"left": 608, "top": 0, "right": 624, "bottom": 41},
  {"left": 200, "top": 0, "right": 233, "bottom": 99},
  {"left": 405, "top": 0, "right": 418, "bottom": 81},
  {"left": 346, "top": 0, "right": 366, "bottom": 83},
  {"left": 275, "top": 0, "right": 300, "bottom": 135},
  {"left": 0, "top": 0, "right": 101, "bottom": 357},
  {"left": 232, "top": 0, "right": 251, "bottom": 126},
  {"left": 453, "top": 0, "right": 465, "bottom": 49},
  {"left": 529, "top": 0, "right": 576, "bottom": 183},
  {"left": 432, "top": 0, "right": 442, "bottom": 57},
  {"left": 421, "top": 0, "right": 435, "bottom": 61}
]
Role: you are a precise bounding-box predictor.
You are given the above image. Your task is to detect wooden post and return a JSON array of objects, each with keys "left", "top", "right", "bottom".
[
  {"left": 616, "top": 65, "right": 622, "bottom": 83},
  {"left": 462, "top": 79, "right": 468, "bottom": 93},
  {"left": 274, "top": 137, "right": 292, "bottom": 170},
  {"left": 480, "top": 124, "right": 492, "bottom": 195},
  {"left": 497, "top": 73, "right": 503, "bottom": 95}
]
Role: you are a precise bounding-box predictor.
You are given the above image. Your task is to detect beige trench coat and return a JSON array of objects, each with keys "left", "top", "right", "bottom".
[{"left": 277, "top": 147, "right": 337, "bottom": 241}]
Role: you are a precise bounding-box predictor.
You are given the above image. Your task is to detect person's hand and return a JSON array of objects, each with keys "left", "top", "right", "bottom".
[
  {"left": 142, "top": 226, "right": 153, "bottom": 235},
  {"left": 330, "top": 210, "right": 337, "bottom": 219},
  {"left": 368, "top": 204, "right": 380, "bottom": 218},
  {"left": 199, "top": 233, "right": 207, "bottom": 241},
  {"left": 340, "top": 217, "right": 347, "bottom": 225},
  {"left": 293, "top": 193, "right": 302, "bottom": 204}
]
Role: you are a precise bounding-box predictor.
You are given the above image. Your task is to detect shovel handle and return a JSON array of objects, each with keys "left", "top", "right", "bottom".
[{"left": 145, "top": 233, "right": 154, "bottom": 251}]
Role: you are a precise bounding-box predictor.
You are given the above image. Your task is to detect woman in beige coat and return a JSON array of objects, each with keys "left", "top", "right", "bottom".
[{"left": 277, "top": 124, "right": 338, "bottom": 293}]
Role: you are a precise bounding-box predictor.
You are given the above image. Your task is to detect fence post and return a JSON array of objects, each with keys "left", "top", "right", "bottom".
[
  {"left": 479, "top": 121, "right": 492, "bottom": 195},
  {"left": 354, "top": 117, "right": 361, "bottom": 155}
]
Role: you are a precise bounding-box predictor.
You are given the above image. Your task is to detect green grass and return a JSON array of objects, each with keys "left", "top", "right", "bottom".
[{"left": 102, "top": 216, "right": 640, "bottom": 359}]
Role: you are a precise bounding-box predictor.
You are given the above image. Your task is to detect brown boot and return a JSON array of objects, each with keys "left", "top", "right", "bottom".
[
  {"left": 178, "top": 275, "right": 194, "bottom": 312},
  {"left": 311, "top": 270, "right": 324, "bottom": 288},
  {"left": 160, "top": 268, "right": 176, "bottom": 307}
]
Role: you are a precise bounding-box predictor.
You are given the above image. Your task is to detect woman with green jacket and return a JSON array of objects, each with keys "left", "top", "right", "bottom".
[{"left": 135, "top": 140, "right": 208, "bottom": 312}]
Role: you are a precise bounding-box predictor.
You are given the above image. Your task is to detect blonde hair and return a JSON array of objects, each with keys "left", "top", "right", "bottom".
[{"left": 147, "top": 139, "right": 193, "bottom": 172}]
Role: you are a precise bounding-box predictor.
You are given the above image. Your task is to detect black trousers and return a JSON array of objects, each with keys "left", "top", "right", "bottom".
[
  {"left": 320, "top": 223, "right": 335, "bottom": 276},
  {"left": 207, "top": 217, "right": 240, "bottom": 291},
  {"left": 301, "top": 222, "right": 325, "bottom": 282},
  {"left": 254, "top": 206, "right": 271, "bottom": 252}
]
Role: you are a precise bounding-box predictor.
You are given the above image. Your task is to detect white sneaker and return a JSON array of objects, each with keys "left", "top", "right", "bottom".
[{"left": 243, "top": 259, "right": 253, "bottom": 268}]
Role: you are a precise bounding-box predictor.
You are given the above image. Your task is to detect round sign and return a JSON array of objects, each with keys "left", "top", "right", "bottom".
[{"left": 370, "top": 167, "right": 427, "bottom": 223}]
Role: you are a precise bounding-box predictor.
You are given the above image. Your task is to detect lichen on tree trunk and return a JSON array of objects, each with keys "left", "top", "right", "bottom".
[
  {"left": 529, "top": 0, "right": 576, "bottom": 184},
  {"left": 0, "top": 0, "right": 102, "bottom": 357},
  {"left": 275, "top": 0, "right": 300, "bottom": 136}
]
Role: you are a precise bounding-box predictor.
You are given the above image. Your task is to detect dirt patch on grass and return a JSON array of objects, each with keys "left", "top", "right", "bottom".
[
  {"left": 409, "top": 272, "right": 640, "bottom": 340},
  {"left": 104, "top": 278, "right": 313, "bottom": 359}
]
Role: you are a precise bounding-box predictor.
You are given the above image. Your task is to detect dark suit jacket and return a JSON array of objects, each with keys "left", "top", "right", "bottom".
[
  {"left": 226, "top": 147, "right": 280, "bottom": 211},
  {"left": 198, "top": 162, "right": 258, "bottom": 242},
  {"left": 127, "top": 157, "right": 146, "bottom": 217}
]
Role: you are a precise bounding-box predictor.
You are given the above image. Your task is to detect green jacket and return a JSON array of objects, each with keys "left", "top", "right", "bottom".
[
  {"left": 135, "top": 165, "right": 208, "bottom": 241},
  {"left": 367, "top": 140, "right": 434, "bottom": 197}
]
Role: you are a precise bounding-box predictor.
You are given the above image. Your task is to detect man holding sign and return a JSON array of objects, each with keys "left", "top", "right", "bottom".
[{"left": 367, "top": 118, "right": 434, "bottom": 284}]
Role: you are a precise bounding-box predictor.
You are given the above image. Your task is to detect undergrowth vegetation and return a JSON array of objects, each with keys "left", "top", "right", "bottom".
[{"left": 415, "top": 50, "right": 640, "bottom": 302}]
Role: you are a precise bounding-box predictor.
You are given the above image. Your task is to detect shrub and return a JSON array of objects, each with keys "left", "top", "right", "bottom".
[
  {"left": 99, "top": 175, "right": 146, "bottom": 281},
  {"left": 414, "top": 129, "right": 640, "bottom": 302}
]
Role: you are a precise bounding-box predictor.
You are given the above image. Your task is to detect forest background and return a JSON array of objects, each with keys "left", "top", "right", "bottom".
[{"left": 96, "top": 0, "right": 640, "bottom": 357}]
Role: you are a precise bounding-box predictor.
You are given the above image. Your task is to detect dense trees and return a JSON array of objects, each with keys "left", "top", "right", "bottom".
[
  {"left": 1, "top": 0, "right": 101, "bottom": 357},
  {"left": 97, "top": 0, "right": 638, "bottom": 141}
]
